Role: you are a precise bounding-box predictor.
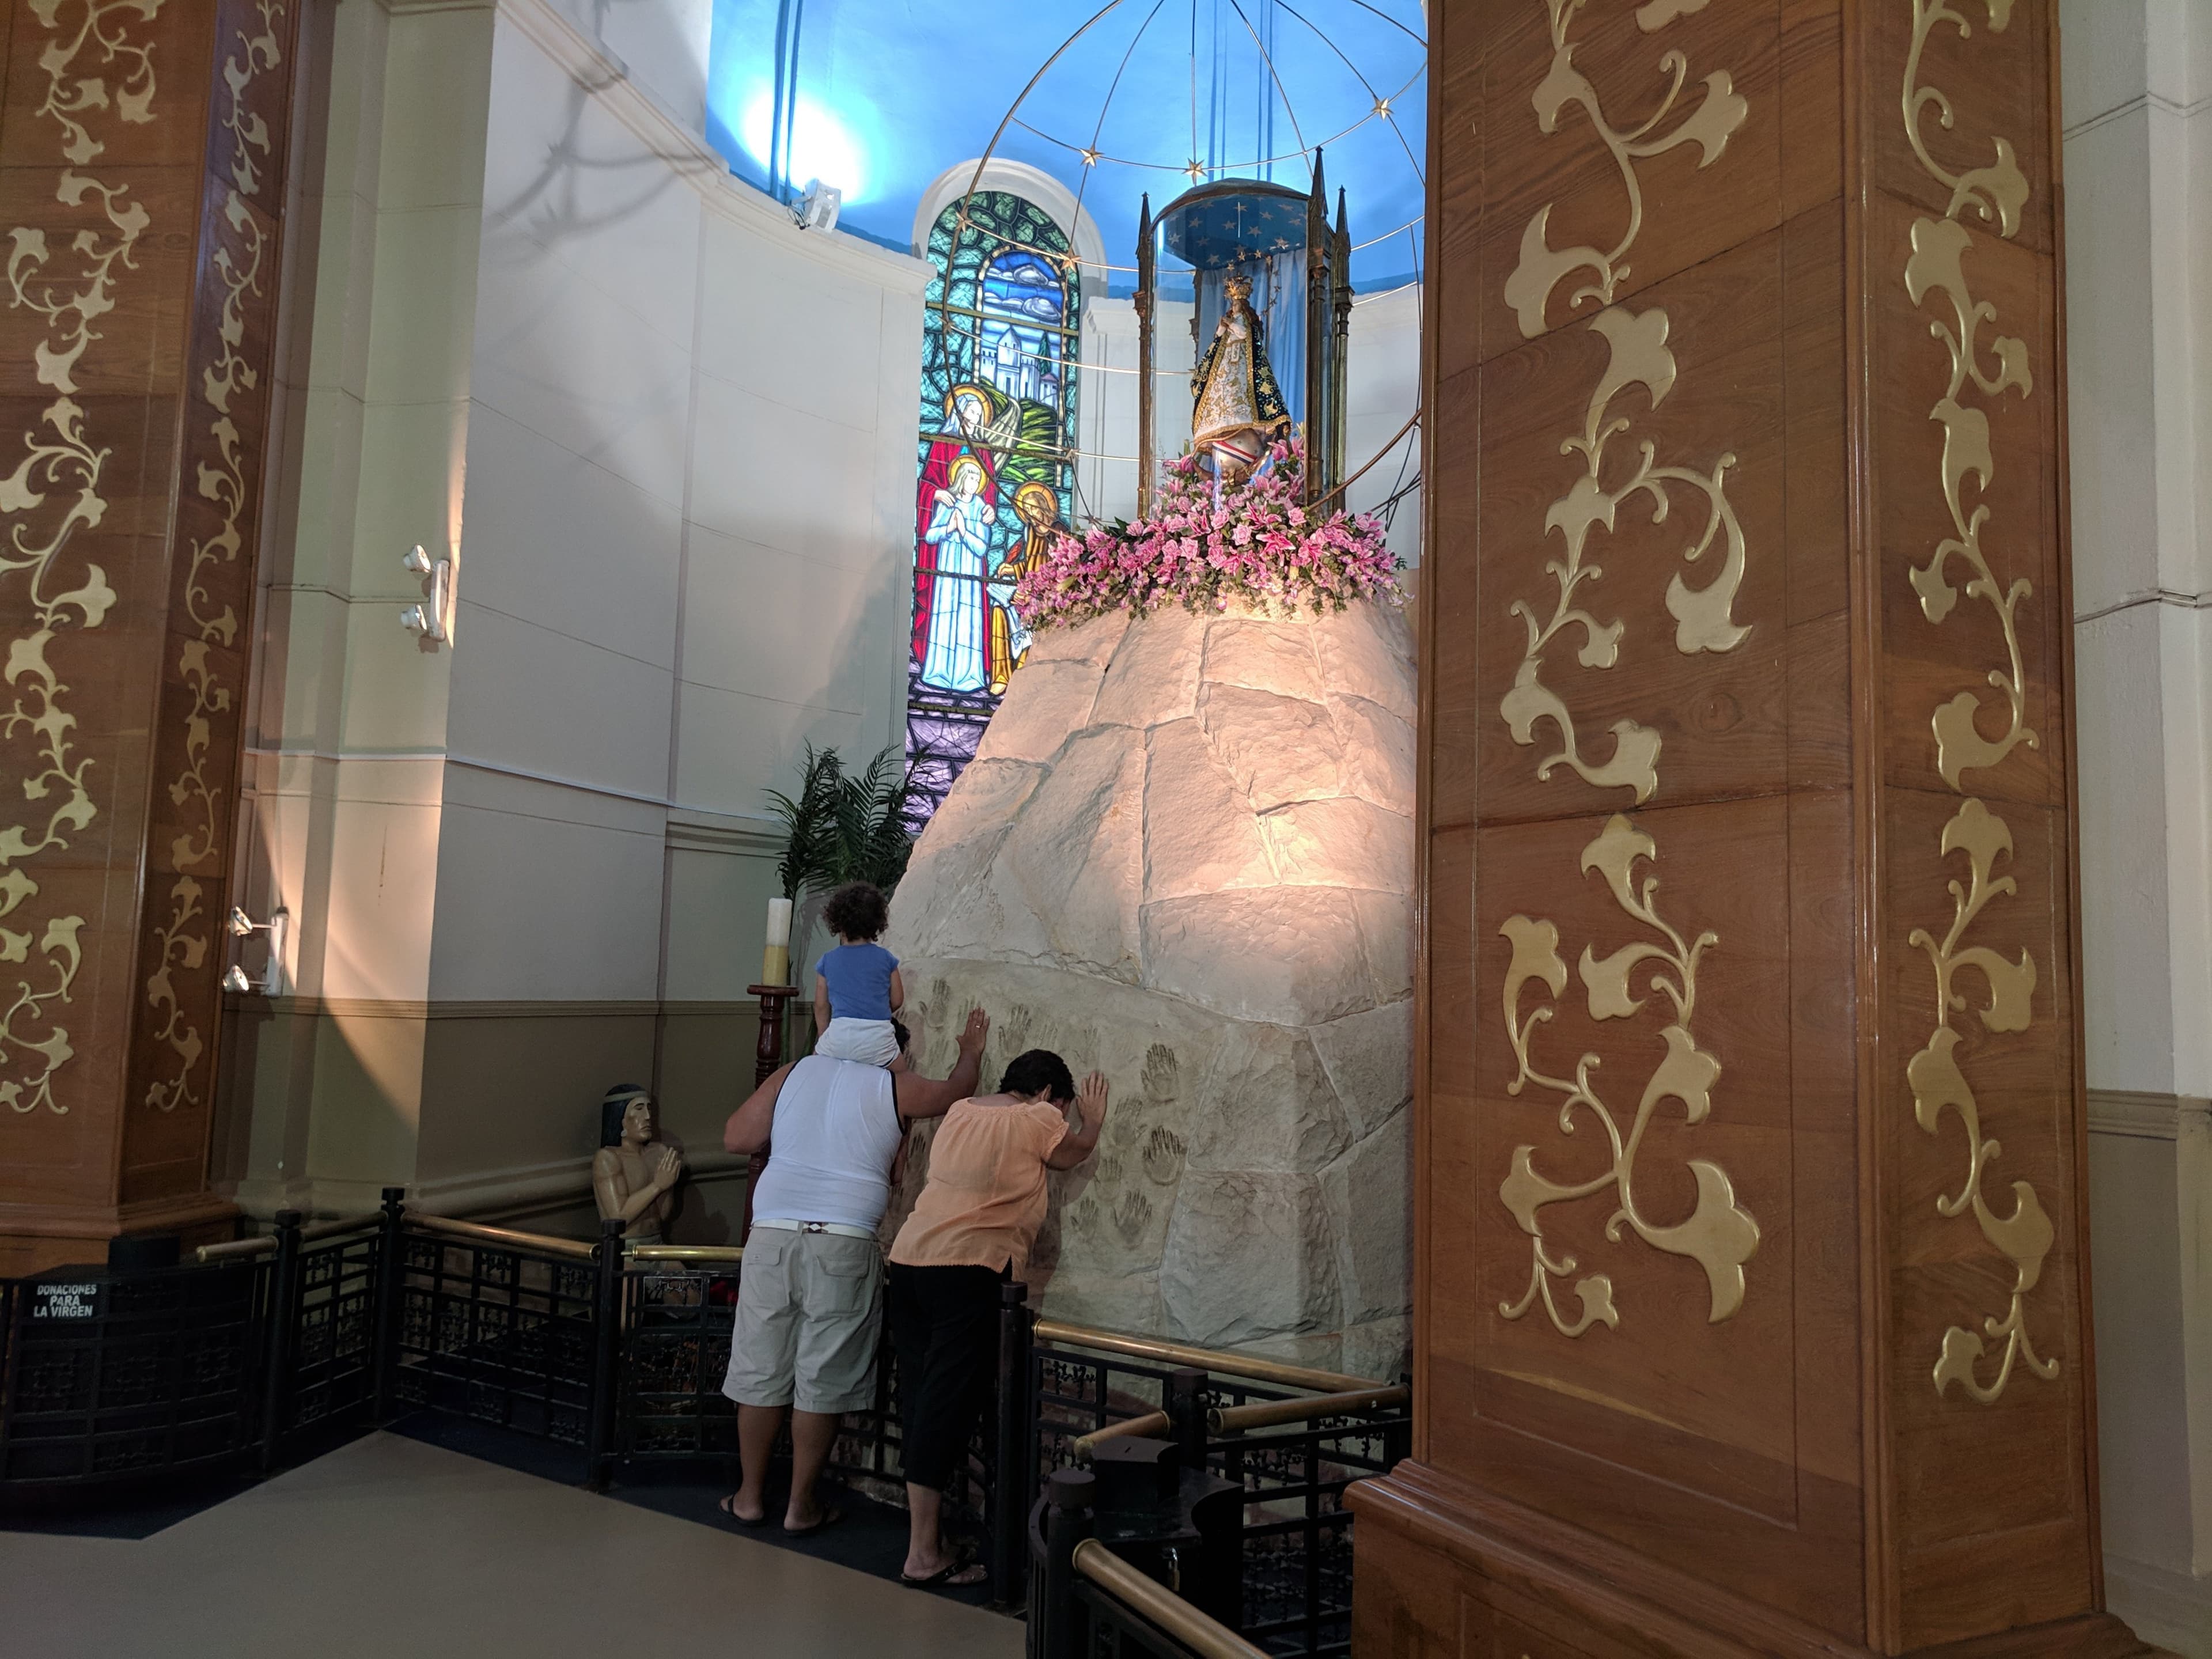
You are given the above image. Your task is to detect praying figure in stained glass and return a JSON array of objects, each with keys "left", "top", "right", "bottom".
[
  {"left": 920, "top": 455, "right": 998, "bottom": 692},
  {"left": 1191, "top": 270, "right": 1290, "bottom": 482},
  {"left": 905, "top": 188, "right": 1080, "bottom": 826},
  {"left": 988, "top": 481, "right": 1063, "bottom": 694},
  {"left": 912, "top": 382, "right": 1018, "bottom": 664}
]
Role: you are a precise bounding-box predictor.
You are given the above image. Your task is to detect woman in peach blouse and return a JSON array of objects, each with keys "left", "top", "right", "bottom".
[{"left": 886, "top": 1048, "right": 1109, "bottom": 1587}]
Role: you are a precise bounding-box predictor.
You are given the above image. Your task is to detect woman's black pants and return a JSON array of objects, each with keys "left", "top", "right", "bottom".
[{"left": 888, "top": 1261, "right": 1005, "bottom": 1492}]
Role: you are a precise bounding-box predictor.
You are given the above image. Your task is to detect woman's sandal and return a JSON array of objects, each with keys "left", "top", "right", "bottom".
[
  {"left": 717, "top": 1494, "right": 770, "bottom": 1529},
  {"left": 900, "top": 1559, "right": 988, "bottom": 1589}
]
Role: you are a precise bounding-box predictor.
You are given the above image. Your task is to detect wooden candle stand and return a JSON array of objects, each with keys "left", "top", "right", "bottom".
[{"left": 737, "top": 983, "right": 798, "bottom": 1245}]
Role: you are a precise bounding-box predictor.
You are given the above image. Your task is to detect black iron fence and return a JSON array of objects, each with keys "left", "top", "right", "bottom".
[
  {"left": 1012, "top": 1307, "right": 1406, "bottom": 1659},
  {"left": 0, "top": 1194, "right": 1403, "bottom": 1658},
  {"left": 0, "top": 1256, "right": 262, "bottom": 1484},
  {"left": 1029, "top": 1468, "right": 1274, "bottom": 1659}
]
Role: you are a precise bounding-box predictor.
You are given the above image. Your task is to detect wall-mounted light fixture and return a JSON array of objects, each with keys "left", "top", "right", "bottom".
[
  {"left": 400, "top": 544, "right": 454, "bottom": 646},
  {"left": 222, "top": 906, "right": 289, "bottom": 997},
  {"left": 793, "top": 178, "right": 841, "bottom": 233}
]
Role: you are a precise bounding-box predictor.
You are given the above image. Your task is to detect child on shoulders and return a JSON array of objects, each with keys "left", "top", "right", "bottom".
[{"left": 812, "top": 882, "right": 905, "bottom": 1067}]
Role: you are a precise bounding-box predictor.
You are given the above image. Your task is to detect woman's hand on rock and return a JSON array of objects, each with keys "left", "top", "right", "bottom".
[
  {"left": 1077, "top": 1072, "right": 1109, "bottom": 1127},
  {"left": 957, "top": 1007, "right": 990, "bottom": 1059}
]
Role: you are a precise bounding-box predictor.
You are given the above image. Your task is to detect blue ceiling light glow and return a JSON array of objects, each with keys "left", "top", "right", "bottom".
[
  {"left": 737, "top": 88, "right": 872, "bottom": 203},
  {"left": 703, "top": 0, "right": 1425, "bottom": 293}
]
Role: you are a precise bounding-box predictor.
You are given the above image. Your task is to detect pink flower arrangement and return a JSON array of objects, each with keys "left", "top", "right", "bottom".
[{"left": 1013, "top": 438, "right": 1402, "bottom": 631}]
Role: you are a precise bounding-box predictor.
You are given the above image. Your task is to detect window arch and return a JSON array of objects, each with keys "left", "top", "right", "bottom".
[{"left": 906, "top": 190, "right": 1080, "bottom": 825}]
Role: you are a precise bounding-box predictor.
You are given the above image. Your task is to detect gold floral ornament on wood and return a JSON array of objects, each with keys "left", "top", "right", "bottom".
[
  {"left": 1907, "top": 800, "right": 2052, "bottom": 1400},
  {"left": 145, "top": 0, "right": 287, "bottom": 1114},
  {"left": 1490, "top": 0, "right": 1758, "bottom": 1341},
  {"left": 1, "top": 0, "right": 166, "bottom": 1113},
  {"left": 1498, "top": 817, "right": 1759, "bottom": 1338},
  {"left": 1503, "top": 0, "right": 1747, "bottom": 339},
  {"left": 1498, "top": 0, "right": 1752, "bottom": 804},
  {"left": 1501, "top": 305, "right": 1751, "bottom": 802},
  {"left": 1900, "top": 0, "right": 2056, "bottom": 1402},
  {"left": 1904, "top": 214, "right": 2035, "bottom": 786}
]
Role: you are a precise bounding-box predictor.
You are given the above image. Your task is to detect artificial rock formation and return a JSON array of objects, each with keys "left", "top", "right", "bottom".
[{"left": 884, "top": 599, "right": 1415, "bottom": 1376}]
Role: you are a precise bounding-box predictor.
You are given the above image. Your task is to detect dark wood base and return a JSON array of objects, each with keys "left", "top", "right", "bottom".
[
  {"left": 1349, "top": 1463, "right": 2150, "bottom": 1659},
  {"left": 0, "top": 1191, "right": 240, "bottom": 1277}
]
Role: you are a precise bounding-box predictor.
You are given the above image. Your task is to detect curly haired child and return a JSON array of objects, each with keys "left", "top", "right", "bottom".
[{"left": 812, "top": 882, "right": 905, "bottom": 1066}]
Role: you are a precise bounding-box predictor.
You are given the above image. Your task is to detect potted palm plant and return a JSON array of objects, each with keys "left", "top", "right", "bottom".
[{"left": 764, "top": 743, "right": 925, "bottom": 1039}]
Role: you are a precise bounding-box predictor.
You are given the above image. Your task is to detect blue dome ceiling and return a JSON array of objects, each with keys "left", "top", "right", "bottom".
[{"left": 706, "top": 0, "right": 1428, "bottom": 295}]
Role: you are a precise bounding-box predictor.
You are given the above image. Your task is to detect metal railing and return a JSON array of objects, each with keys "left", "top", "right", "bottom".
[
  {"left": 1001, "top": 1287, "right": 1408, "bottom": 1658},
  {"left": 1032, "top": 1323, "right": 1376, "bottom": 1396},
  {"left": 385, "top": 1202, "right": 603, "bottom": 1457},
  {"left": 0, "top": 1195, "right": 1403, "bottom": 1659},
  {"left": 0, "top": 1254, "right": 263, "bottom": 1485},
  {"left": 1030, "top": 1468, "right": 1272, "bottom": 1659}
]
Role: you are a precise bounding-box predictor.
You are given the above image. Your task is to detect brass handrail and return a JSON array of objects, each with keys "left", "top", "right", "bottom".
[
  {"left": 1207, "top": 1384, "right": 1408, "bottom": 1435},
  {"left": 412, "top": 1211, "right": 597, "bottom": 1262},
  {"left": 624, "top": 1244, "right": 744, "bottom": 1263},
  {"left": 1071, "top": 1539, "right": 1268, "bottom": 1659},
  {"left": 302, "top": 1215, "right": 381, "bottom": 1245},
  {"left": 195, "top": 1235, "right": 276, "bottom": 1263},
  {"left": 1069, "top": 1411, "right": 1169, "bottom": 1460},
  {"left": 1032, "top": 1319, "right": 1381, "bottom": 1396},
  {"left": 192, "top": 1213, "right": 381, "bottom": 1264}
]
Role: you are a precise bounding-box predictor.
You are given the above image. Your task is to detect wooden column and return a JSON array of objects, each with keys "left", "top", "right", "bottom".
[
  {"left": 1353, "top": 2, "right": 2139, "bottom": 1654},
  {"left": 0, "top": 0, "right": 304, "bottom": 1271}
]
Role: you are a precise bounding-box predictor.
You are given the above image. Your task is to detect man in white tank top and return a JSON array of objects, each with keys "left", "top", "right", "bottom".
[{"left": 717, "top": 1007, "right": 988, "bottom": 1533}]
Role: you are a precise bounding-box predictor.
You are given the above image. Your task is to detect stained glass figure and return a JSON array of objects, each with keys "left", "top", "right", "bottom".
[{"left": 907, "top": 192, "right": 1078, "bottom": 827}]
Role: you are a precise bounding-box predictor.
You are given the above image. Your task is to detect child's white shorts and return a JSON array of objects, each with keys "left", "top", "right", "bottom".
[{"left": 815, "top": 1017, "right": 900, "bottom": 1067}]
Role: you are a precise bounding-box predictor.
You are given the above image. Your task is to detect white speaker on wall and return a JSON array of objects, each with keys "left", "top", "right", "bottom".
[{"left": 793, "top": 178, "right": 841, "bottom": 233}]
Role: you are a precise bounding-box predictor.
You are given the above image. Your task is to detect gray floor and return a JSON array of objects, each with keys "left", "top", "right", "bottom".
[{"left": 0, "top": 1432, "right": 1024, "bottom": 1659}]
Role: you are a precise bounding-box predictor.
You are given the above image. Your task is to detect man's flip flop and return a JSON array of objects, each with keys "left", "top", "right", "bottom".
[
  {"left": 718, "top": 1494, "right": 770, "bottom": 1528},
  {"left": 781, "top": 1505, "right": 843, "bottom": 1538}
]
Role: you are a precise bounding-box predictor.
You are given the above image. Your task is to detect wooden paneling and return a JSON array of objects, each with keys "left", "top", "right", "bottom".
[
  {"left": 0, "top": 0, "right": 305, "bottom": 1268},
  {"left": 1354, "top": 2, "right": 2130, "bottom": 1654}
]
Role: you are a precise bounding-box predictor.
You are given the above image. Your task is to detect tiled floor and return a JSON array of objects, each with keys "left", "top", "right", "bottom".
[{"left": 0, "top": 1432, "right": 1022, "bottom": 1659}]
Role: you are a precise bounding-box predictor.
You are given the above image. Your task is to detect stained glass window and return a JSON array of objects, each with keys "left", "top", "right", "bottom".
[{"left": 907, "top": 191, "right": 1080, "bottom": 827}]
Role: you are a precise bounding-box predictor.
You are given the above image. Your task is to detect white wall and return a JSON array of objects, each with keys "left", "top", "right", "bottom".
[
  {"left": 1344, "top": 282, "right": 1423, "bottom": 569},
  {"left": 225, "top": 0, "right": 930, "bottom": 1222},
  {"left": 2063, "top": 0, "right": 2212, "bottom": 1650},
  {"left": 1075, "top": 295, "right": 1193, "bottom": 527}
]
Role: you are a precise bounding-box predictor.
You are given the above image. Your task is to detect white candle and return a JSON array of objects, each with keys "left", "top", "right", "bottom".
[{"left": 762, "top": 895, "right": 794, "bottom": 986}]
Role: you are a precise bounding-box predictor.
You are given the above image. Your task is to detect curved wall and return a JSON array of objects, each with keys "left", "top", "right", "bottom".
[{"left": 219, "top": 0, "right": 930, "bottom": 1234}]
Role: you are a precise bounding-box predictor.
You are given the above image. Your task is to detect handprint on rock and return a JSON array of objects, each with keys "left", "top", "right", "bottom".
[
  {"left": 1142, "top": 1043, "right": 1180, "bottom": 1102},
  {"left": 1142, "top": 1126, "right": 1187, "bottom": 1186}
]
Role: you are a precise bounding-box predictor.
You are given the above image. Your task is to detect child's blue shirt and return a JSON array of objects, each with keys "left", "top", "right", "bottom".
[{"left": 817, "top": 941, "right": 898, "bottom": 1021}]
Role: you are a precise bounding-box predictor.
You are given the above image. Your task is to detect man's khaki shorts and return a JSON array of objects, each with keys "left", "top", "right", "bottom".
[{"left": 721, "top": 1228, "right": 882, "bottom": 1415}]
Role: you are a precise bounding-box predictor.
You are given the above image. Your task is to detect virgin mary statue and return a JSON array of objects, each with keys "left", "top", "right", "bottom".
[{"left": 1191, "top": 270, "right": 1290, "bottom": 482}]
